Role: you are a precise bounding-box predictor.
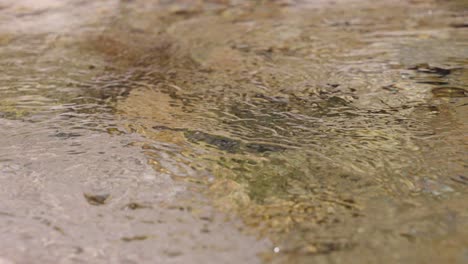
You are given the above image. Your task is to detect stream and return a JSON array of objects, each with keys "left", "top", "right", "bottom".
[{"left": 0, "top": 0, "right": 467, "bottom": 263}]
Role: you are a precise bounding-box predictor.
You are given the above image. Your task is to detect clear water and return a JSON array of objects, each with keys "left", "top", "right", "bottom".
[{"left": 0, "top": 0, "right": 467, "bottom": 263}]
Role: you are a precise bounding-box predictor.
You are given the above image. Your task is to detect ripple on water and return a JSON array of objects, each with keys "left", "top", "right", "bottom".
[{"left": 1, "top": 0, "right": 468, "bottom": 263}]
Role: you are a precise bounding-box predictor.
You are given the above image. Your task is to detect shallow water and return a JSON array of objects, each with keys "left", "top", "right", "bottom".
[{"left": 0, "top": 0, "right": 467, "bottom": 263}]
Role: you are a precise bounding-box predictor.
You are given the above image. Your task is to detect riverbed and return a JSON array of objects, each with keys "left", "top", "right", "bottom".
[{"left": 0, "top": 0, "right": 467, "bottom": 263}]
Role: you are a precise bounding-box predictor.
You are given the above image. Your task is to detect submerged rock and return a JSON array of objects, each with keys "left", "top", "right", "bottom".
[
  {"left": 431, "top": 87, "right": 467, "bottom": 98},
  {"left": 83, "top": 193, "right": 110, "bottom": 205}
]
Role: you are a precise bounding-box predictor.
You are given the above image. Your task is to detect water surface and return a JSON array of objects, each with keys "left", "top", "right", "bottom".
[{"left": 0, "top": 0, "right": 467, "bottom": 263}]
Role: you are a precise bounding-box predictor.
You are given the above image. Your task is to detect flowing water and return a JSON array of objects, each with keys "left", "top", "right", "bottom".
[{"left": 0, "top": 0, "right": 467, "bottom": 263}]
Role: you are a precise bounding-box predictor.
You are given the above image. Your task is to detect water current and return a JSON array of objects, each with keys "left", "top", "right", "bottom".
[{"left": 0, "top": 0, "right": 467, "bottom": 263}]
